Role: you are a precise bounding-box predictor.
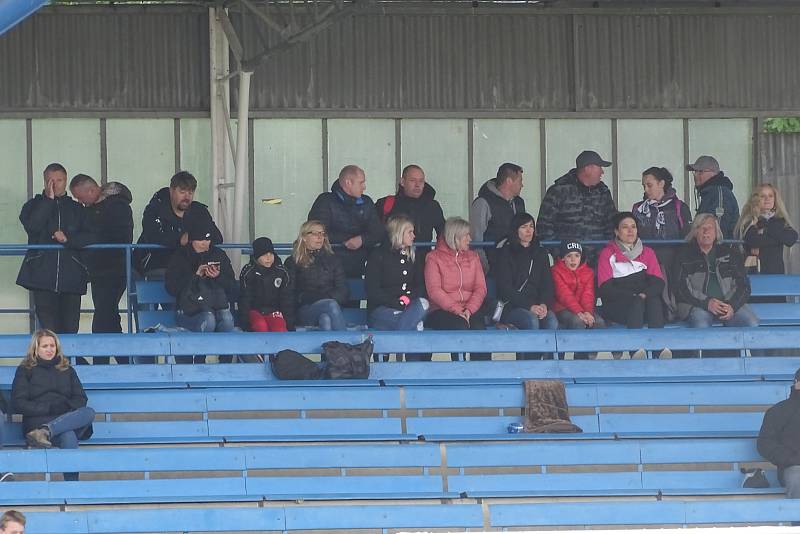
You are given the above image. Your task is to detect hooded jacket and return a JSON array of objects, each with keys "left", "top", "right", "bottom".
[
  {"left": 376, "top": 182, "right": 445, "bottom": 253},
  {"left": 424, "top": 239, "right": 487, "bottom": 315},
  {"left": 695, "top": 172, "right": 740, "bottom": 239},
  {"left": 743, "top": 216, "right": 798, "bottom": 274},
  {"left": 307, "top": 180, "right": 384, "bottom": 277},
  {"left": 284, "top": 250, "right": 349, "bottom": 308},
  {"left": 82, "top": 182, "right": 134, "bottom": 279},
  {"left": 494, "top": 240, "right": 554, "bottom": 310},
  {"left": 11, "top": 357, "right": 90, "bottom": 436},
  {"left": 551, "top": 260, "right": 597, "bottom": 315},
  {"left": 469, "top": 179, "right": 525, "bottom": 271},
  {"left": 672, "top": 241, "right": 750, "bottom": 319},
  {"left": 134, "top": 187, "right": 223, "bottom": 274},
  {"left": 537, "top": 169, "right": 617, "bottom": 244},
  {"left": 239, "top": 258, "right": 295, "bottom": 330},
  {"left": 165, "top": 244, "right": 236, "bottom": 312},
  {"left": 597, "top": 240, "right": 664, "bottom": 301},
  {"left": 365, "top": 241, "right": 425, "bottom": 312},
  {"left": 17, "top": 192, "right": 94, "bottom": 295},
  {"left": 758, "top": 387, "right": 800, "bottom": 484}
]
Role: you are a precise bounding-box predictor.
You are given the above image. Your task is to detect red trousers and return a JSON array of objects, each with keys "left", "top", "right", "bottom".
[{"left": 248, "top": 310, "right": 288, "bottom": 332}]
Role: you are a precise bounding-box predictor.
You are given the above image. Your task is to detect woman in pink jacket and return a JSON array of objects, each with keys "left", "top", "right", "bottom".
[{"left": 424, "top": 217, "right": 489, "bottom": 361}]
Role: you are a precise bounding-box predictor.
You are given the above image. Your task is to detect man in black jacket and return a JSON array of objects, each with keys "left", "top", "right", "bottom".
[
  {"left": 134, "top": 171, "right": 223, "bottom": 278},
  {"left": 688, "top": 155, "right": 740, "bottom": 239},
  {"left": 758, "top": 368, "right": 800, "bottom": 498},
  {"left": 17, "top": 163, "right": 94, "bottom": 334},
  {"left": 308, "top": 165, "right": 383, "bottom": 277},
  {"left": 375, "top": 164, "right": 445, "bottom": 260},
  {"left": 70, "top": 175, "right": 134, "bottom": 363}
]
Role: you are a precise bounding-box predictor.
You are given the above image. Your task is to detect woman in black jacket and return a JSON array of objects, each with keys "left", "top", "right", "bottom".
[
  {"left": 736, "top": 183, "right": 798, "bottom": 275},
  {"left": 239, "top": 237, "right": 294, "bottom": 331},
  {"left": 284, "top": 220, "right": 349, "bottom": 331},
  {"left": 11, "top": 329, "right": 95, "bottom": 480}
]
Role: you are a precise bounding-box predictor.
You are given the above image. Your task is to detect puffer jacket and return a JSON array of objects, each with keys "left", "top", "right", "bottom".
[
  {"left": 493, "top": 240, "right": 553, "bottom": 310},
  {"left": 758, "top": 388, "right": 800, "bottom": 484},
  {"left": 82, "top": 185, "right": 134, "bottom": 279},
  {"left": 365, "top": 242, "right": 425, "bottom": 312},
  {"left": 134, "top": 187, "right": 223, "bottom": 274},
  {"left": 11, "top": 357, "right": 90, "bottom": 436},
  {"left": 537, "top": 169, "right": 617, "bottom": 243},
  {"left": 695, "top": 172, "right": 740, "bottom": 239},
  {"left": 375, "top": 182, "right": 445, "bottom": 247},
  {"left": 551, "top": 261, "right": 596, "bottom": 315},
  {"left": 307, "top": 180, "right": 384, "bottom": 277},
  {"left": 424, "top": 239, "right": 486, "bottom": 315},
  {"left": 284, "top": 250, "right": 348, "bottom": 308},
  {"left": 672, "top": 241, "right": 750, "bottom": 319},
  {"left": 597, "top": 240, "right": 664, "bottom": 300},
  {"left": 743, "top": 216, "right": 799, "bottom": 274},
  {"left": 165, "top": 245, "right": 236, "bottom": 310},
  {"left": 239, "top": 259, "right": 295, "bottom": 330},
  {"left": 17, "top": 193, "right": 94, "bottom": 295}
]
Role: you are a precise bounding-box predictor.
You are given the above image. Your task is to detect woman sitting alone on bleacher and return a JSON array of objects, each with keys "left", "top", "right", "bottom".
[
  {"left": 239, "top": 237, "right": 294, "bottom": 331},
  {"left": 597, "top": 212, "right": 666, "bottom": 333},
  {"left": 11, "top": 329, "right": 95, "bottom": 481},
  {"left": 424, "top": 216, "right": 490, "bottom": 361},
  {"left": 284, "top": 220, "right": 348, "bottom": 331},
  {"left": 672, "top": 213, "right": 759, "bottom": 328},
  {"left": 166, "top": 209, "right": 237, "bottom": 362},
  {"left": 735, "top": 184, "right": 798, "bottom": 276},
  {"left": 365, "top": 215, "right": 429, "bottom": 332}
]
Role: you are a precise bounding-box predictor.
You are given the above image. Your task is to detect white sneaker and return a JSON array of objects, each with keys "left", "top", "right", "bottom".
[{"left": 631, "top": 348, "right": 647, "bottom": 359}]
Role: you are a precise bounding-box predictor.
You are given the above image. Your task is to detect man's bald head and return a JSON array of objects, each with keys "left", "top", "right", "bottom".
[{"left": 338, "top": 165, "right": 366, "bottom": 198}]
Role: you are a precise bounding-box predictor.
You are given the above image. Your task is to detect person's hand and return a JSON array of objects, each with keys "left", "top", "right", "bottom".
[
  {"left": 180, "top": 232, "right": 189, "bottom": 246},
  {"left": 637, "top": 293, "right": 647, "bottom": 300},
  {"left": 458, "top": 309, "right": 471, "bottom": 324},
  {"left": 343, "top": 235, "right": 363, "bottom": 250},
  {"left": 531, "top": 304, "right": 548, "bottom": 319},
  {"left": 707, "top": 298, "right": 727, "bottom": 316},
  {"left": 196, "top": 264, "right": 209, "bottom": 277},
  {"left": 579, "top": 311, "right": 595, "bottom": 327},
  {"left": 205, "top": 264, "right": 220, "bottom": 278},
  {"left": 45, "top": 178, "right": 55, "bottom": 199},
  {"left": 719, "top": 307, "right": 734, "bottom": 321},
  {"left": 52, "top": 230, "right": 67, "bottom": 243},
  {"left": 398, "top": 295, "right": 410, "bottom": 307}
]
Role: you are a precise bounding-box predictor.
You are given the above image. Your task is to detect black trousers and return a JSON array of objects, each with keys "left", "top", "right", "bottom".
[
  {"left": 91, "top": 276, "right": 128, "bottom": 364},
  {"left": 33, "top": 290, "right": 81, "bottom": 334},
  {"left": 601, "top": 294, "right": 665, "bottom": 329},
  {"left": 424, "top": 309, "right": 491, "bottom": 361}
]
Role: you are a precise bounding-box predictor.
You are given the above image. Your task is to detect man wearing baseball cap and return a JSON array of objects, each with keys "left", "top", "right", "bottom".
[
  {"left": 687, "top": 155, "right": 740, "bottom": 239},
  {"left": 757, "top": 368, "right": 800, "bottom": 498},
  {"left": 537, "top": 150, "right": 618, "bottom": 266}
]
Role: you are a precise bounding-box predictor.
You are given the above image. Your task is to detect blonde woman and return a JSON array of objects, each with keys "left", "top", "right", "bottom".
[
  {"left": 736, "top": 184, "right": 798, "bottom": 274},
  {"left": 284, "top": 220, "right": 349, "bottom": 331},
  {"left": 11, "top": 330, "right": 95, "bottom": 480}
]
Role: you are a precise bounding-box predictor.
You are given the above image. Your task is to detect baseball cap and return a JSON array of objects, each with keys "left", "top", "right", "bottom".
[
  {"left": 576, "top": 150, "right": 612, "bottom": 169},
  {"left": 686, "top": 155, "right": 720, "bottom": 173}
]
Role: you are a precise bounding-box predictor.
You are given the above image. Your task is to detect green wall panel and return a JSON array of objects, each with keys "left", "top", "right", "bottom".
[
  {"left": 544, "top": 119, "right": 613, "bottom": 189},
  {"left": 31, "top": 118, "right": 101, "bottom": 188},
  {"left": 180, "top": 118, "right": 212, "bottom": 207},
  {"left": 401, "top": 119, "right": 469, "bottom": 220},
  {"left": 327, "top": 119, "right": 396, "bottom": 203}
]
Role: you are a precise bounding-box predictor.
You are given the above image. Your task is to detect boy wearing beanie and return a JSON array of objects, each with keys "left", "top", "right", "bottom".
[{"left": 239, "top": 237, "right": 294, "bottom": 331}]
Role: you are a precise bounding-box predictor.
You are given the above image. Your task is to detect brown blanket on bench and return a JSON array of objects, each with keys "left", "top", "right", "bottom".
[{"left": 523, "top": 380, "right": 582, "bottom": 433}]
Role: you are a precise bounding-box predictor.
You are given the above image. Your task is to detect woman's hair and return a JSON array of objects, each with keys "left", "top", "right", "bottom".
[
  {"left": 687, "top": 212, "right": 724, "bottom": 243},
  {"left": 508, "top": 212, "right": 536, "bottom": 245},
  {"left": 612, "top": 211, "right": 638, "bottom": 231},
  {"left": 0, "top": 510, "right": 26, "bottom": 529},
  {"left": 21, "top": 329, "right": 69, "bottom": 371},
  {"left": 386, "top": 215, "right": 415, "bottom": 263},
  {"left": 734, "top": 183, "right": 791, "bottom": 238},
  {"left": 442, "top": 217, "right": 471, "bottom": 251},
  {"left": 642, "top": 166, "right": 674, "bottom": 191},
  {"left": 292, "top": 220, "right": 333, "bottom": 268}
]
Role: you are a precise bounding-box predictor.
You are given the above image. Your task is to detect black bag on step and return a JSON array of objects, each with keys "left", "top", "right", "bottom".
[
  {"left": 270, "top": 349, "right": 323, "bottom": 380},
  {"left": 322, "top": 338, "right": 373, "bottom": 379}
]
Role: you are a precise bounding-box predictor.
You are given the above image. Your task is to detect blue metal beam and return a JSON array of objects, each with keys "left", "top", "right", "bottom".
[{"left": 0, "top": 0, "right": 47, "bottom": 38}]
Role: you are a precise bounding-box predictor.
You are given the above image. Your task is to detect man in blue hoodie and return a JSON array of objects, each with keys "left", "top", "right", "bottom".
[{"left": 687, "top": 155, "right": 740, "bottom": 239}]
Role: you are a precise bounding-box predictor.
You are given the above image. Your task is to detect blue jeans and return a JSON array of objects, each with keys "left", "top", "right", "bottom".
[
  {"left": 369, "top": 298, "right": 429, "bottom": 331},
  {"left": 502, "top": 308, "right": 558, "bottom": 360},
  {"left": 46, "top": 406, "right": 96, "bottom": 481},
  {"left": 176, "top": 308, "right": 235, "bottom": 333},
  {"left": 784, "top": 466, "right": 800, "bottom": 498},
  {"left": 686, "top": 304, "right": 759, "bottom": 328},
  {"left": 297, "top": 299, "right": 347, "bottom": 331}
]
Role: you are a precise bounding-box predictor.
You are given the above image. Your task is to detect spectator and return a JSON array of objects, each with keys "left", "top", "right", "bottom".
[
  {"left": 284, "top": 221, "right": 349, "bottom": 331},
  {"left": 239, "top": 237, "right": 294, "bottom": 332},
  {"left": 424, "top": 217, "right": 490, "bottom": 361},
  {"left": 70, "top": 176, "right": 134, "bottom": 363},
  {"left": 308, "top": 165, "right": 383, "bottom": 277},
  {"left": 687, "top": 155, "right": 740, "bottom": 239},
  {"left": 0, "top": 511, "right": 25, "bottom": 534},
  {"left": 537, "top": 151, "right": 617, "bottom": 266},
  {"left": 375, "top": 164, "right": 445, "bottom": 262},
  {"left": 736, "top": 183, "right": 798, "bottom": 275},
  {"left": 597, "top": 212, "right": 666, "bottom": 335},
  {"left": 673, "top": 213, "right": 758, "bottom": 328},
  {"left": 757, "top": 367, "right": 800, "bottom": 499},
  {"left": 11, "top": 330, "right": 95, "bottom": 481},
  {"left": 134, "top": 171, "right": 222, "bottom": 278},
  {"left": 632, "top": 167, "right": 692, "bottom": 264},
  {"left": 493, "top": 213, "right": 557, "bottom": 360},
  {"left": 552, "top": 241, "right": 606, "bottom": 331},
  {"left": 0, "top": 394, "right": 13, "bottom": 482},
  {"left": 366, "top": 215, "right": 429, "bottom": 334},
  {"left": 17, "top": 163, "right": 93, "bottom": 336},
  {"left": 469, "top": 162, "right": 525, "bottom": 272},
  {"left": 165, "top": 209, "right": 236, "bottom": 363}
]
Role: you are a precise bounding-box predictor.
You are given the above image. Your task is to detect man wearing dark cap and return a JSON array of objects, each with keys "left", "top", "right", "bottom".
[
  {"left": 757, "top": 368, "right": 800, "bottom": 499},
  {"left": 687, "top": 155, "right": 740, "bottom": 239},
  {"left": 537, "top": 150, "right": 618, "bottom": 265}
]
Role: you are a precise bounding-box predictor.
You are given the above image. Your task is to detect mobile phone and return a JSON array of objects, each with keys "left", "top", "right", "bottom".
[{"left": 206, "top": 261, "right": 221, "bottom": 267}]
